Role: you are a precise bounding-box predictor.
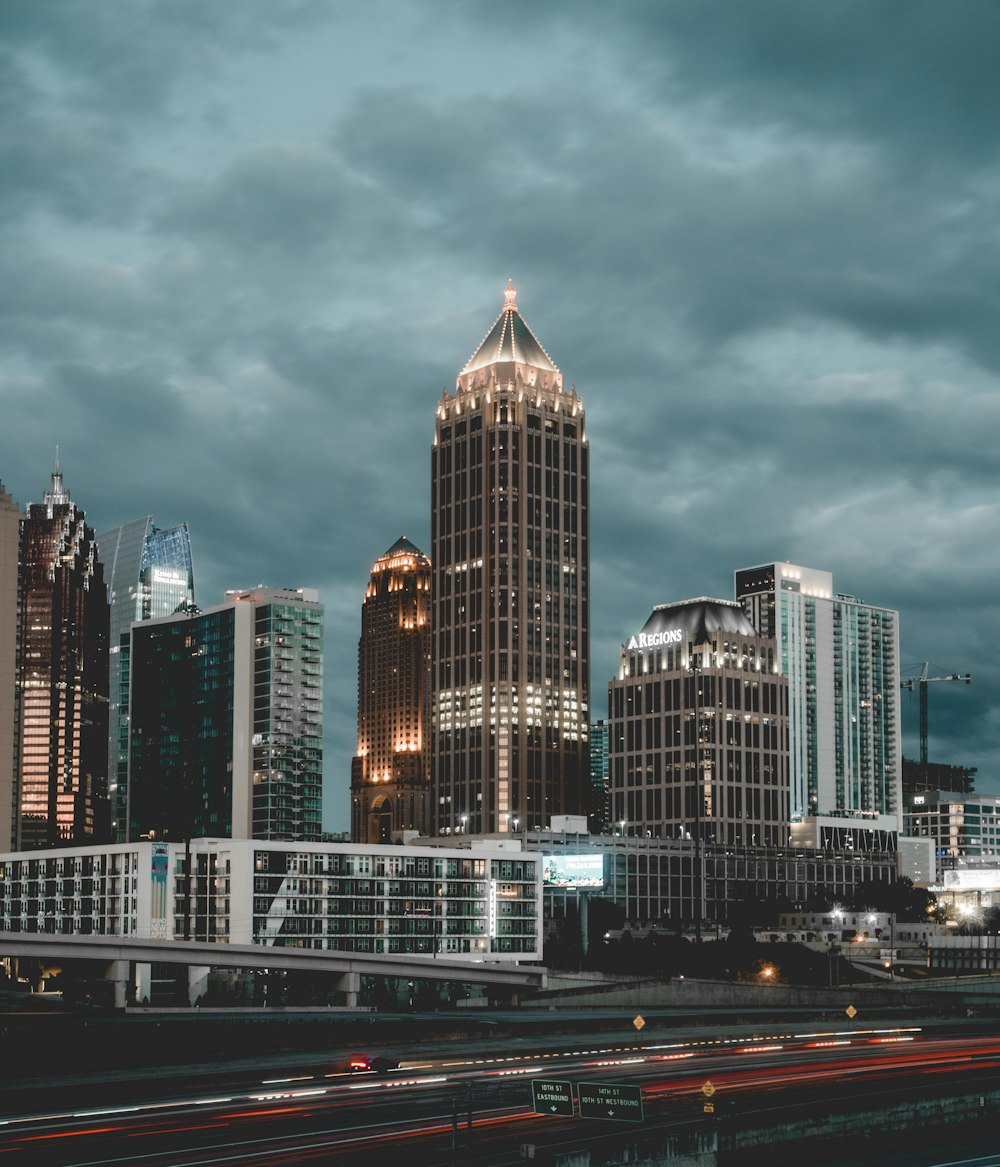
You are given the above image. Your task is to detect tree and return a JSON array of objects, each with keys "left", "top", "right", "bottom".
[{"left": 846, "top": 878, "right": 936, "bottom": 922}]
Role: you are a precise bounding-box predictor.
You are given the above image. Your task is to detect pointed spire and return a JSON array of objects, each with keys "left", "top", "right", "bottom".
[
  {"left": 460, "top": 281, "right": 559, "bottom": 376},
  {"left": 44, "top": 446, "right": 71, "bottom": 512}
]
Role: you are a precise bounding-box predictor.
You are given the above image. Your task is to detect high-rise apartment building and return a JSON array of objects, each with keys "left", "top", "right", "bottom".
[
  {"left": 0, "top": 483, "right": 19, "bottom": 852},
  {"left": 96, "top": 517, "right": 195, "bottom": 840},
  {"left": 16, "top": 464, "right": 109, "bottom": 849},
  {"left": 608, "top": 598, "right": 789, "bottom": 846},
  {"left": 431, "top": 282, "right": 590, "bottom": 835},
  {"left": 735, "top": 562, "right": 901, "bottom": 833},
  {"left": 125, "top": 587, "right": 323, "bottom": 842},
  {"left": 351, "top": 537, "right": 431, "bottom": 844}
]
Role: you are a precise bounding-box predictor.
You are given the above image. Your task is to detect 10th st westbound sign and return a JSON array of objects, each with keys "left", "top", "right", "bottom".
[{"left": 577, "top": 1082, "right": 644, "bottom": 1122}]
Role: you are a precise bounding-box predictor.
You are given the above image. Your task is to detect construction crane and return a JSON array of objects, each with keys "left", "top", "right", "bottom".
[{"left": 901, "top": 662, "right": 971, "bottom": 765}]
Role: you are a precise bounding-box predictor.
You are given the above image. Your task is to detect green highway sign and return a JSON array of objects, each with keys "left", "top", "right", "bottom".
[
  {"left": 578, "top": 1081, "right": 644, "bottom": 1122},
  {"left": 531, "top": 1078, "right": 574, "bottom": 1117}
]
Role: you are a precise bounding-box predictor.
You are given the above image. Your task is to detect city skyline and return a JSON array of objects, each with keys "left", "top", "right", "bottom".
[{"left": 2, "top": 4, "right": 998, "bottom": 831}]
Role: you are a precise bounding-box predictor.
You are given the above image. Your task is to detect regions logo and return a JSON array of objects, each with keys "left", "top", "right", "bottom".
[{"left": 627, "top": 629, "right": 683, "bottom": 650}]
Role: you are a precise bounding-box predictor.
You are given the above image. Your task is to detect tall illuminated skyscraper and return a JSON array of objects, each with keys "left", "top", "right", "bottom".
[
  {"left": 351, "top": 537, "right": 432, "bottom": 844},
  {"left": 97, "top": 517, "right": 195, "bottom": 840},
  {"left": 431, "top": 282, "right": 590, "bottom": 836},
  {"left": 16, "top": 462, "right": 109, "bottom": 849},
  {"left": 0, "top": 482, "right": 19, "bottom": 852}
]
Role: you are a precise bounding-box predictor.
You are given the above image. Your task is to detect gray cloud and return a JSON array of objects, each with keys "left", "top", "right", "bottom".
[{"left": 1, "top": 2, "right": 998, "bottom": 824}]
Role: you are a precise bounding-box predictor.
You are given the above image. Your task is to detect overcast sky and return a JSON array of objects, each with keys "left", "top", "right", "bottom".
[{"left": 3, "top": 1, "right": 998, "bottom": 830}]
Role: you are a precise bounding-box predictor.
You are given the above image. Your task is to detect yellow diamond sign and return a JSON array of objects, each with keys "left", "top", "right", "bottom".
[
  {"left": 845, "top": 1005, "right": 857, "bottom": 1019},
  {"left": 633, "top": 1014, "right": 646, "bottom": 1031},
  {"left": 702, "top": 1080, "right": 716, "bottom": 1097}
]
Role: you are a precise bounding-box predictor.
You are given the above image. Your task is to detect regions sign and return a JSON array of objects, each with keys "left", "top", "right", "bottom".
[
  {"left": 577, "top": 1081, "right": 644, "bottom": 1122},
  {"left": 531, "top": 1078, "right": 574, "bottom": 1117},
  {"left": 626, "top": 629, "right": 683, "bottom": 650}
]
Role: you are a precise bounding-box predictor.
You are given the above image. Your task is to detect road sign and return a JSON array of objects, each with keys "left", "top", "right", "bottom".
[
  {"left": 578, "top": 1081, "right": 644, "bottom": 1122},
  {"left": 531, "top": 1078, "right": 574, "bottom": 1117},
  {"left": 703, "top": 1101, "right": 715, "bottom": 1114},
  {"left": 633, "top": 1014, "right": 646, "bottom": 1031},
  {"left": 845, "top": 1004, "right": 857, "bottom": 1019},
  {"left": 702, "top": 1080, "right": 716, "bottom": 1097}
]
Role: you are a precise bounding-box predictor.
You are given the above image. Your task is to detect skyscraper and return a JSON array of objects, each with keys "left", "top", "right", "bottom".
[
  {"left": 351, "top": 536, "right": 432, "bottom": 844},
  {"left": 96, "top": 517, "right": 195, "bottom": 841},
  {"left": 0, "top": 482, "right": 19, "bottom": 852},
  {"left": 431, "top": 282, "right": 590, "bottom": 836},
  {"left": 16, "top": 463, "right": 109, "bottom": 849},
  {"left": 125, "top": 587, "right": 323, "bottom": 842},
  {"left": 608, "top": 598, "right": 789, "bottom": 846},
  {"left": 735, "top": 562, "right": 901, "bottom": 834}
]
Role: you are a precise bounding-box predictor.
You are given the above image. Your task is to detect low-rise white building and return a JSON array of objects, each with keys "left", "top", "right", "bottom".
[{"left": 0, "top": 837, "right": 542, "bottom": 962}]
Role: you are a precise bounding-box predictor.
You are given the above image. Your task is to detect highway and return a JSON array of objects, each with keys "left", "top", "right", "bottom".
[{"left": 3, "top": 1021, "right": 1000, "bottom": 1165}]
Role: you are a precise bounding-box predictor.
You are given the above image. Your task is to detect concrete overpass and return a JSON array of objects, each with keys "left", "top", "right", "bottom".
[{"left": 0, "top": 931, "right": 547, "bottom": 1008}]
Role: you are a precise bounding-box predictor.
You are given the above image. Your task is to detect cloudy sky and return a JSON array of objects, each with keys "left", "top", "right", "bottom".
[{"left": 3, "top": 1, "right": 998, "bottom": 830}]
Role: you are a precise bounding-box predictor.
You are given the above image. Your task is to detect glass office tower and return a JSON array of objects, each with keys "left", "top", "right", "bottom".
[
  {"left": 96, "top": 517, "right": 195, "bottom": 840},
  {"left": 589, "top": 719, "right": 611, "bottom": 834},
  {"left": 125, "top": 587, "right": 323, "bottom": 842}
]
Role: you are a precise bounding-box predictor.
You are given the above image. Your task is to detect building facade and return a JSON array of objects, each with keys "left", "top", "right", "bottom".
[
  {"left": 735, "top": 562, "right": 901, "bottom": 831},
  {"left": 351, "top": 537, "right": 432, "bottom": 844},
  {"left": 431, "top": 282, "right": 590, "bottom": 836},
  {"left": 903, "top": 758, "right": 977, "bottom": 795},
  {"left": 608, "top": 598, "right": 790, "bottom": 847},
  {"left": 125, "top": 587, "right": 323, "bottom": 843},
  {"left": 0, "top": 837, "right": 542, "bottom": 962},
  {"left": 0, "top": 483, "right": 19, "bottom": 852},
  {"left": 532, "top": 828, "right": 899, "bottom": 928},
  {"left": 905, "top": 789, "right": 1000, "bottom": 861},
  {"left": 16, "top": 465, "right": 109, "bottom": 850},
  {"left": 96, "top": 517, "right": 195, "bottom": 841}
]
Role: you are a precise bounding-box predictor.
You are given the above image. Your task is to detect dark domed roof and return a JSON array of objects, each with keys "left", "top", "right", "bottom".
[
  {"left": 383, "top": 535, "right": 425, "bottom": 558},
  {"left": 630, "top": 597, "right": 758, "bottom": 647}
]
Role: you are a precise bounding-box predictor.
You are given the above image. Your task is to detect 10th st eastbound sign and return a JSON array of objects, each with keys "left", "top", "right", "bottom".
[
  {"left": 530, "top": 1079, "right": 574, "bottom": 1117},
  {"left": 532, "top": 1078, "right": 643, "bottom": 1123}
]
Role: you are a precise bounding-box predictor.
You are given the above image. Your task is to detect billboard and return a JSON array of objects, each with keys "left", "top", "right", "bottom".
[{"left": 542, "top": 853, "right": 605, "bottom": 889}]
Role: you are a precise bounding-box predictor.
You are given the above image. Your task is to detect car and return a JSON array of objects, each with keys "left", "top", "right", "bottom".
[{"left": 347, "top": 1054, "right": 400, "bottom": 1074}]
